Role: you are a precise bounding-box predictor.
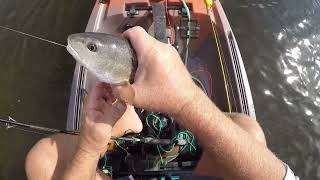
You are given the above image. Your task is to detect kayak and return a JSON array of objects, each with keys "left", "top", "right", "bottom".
[{"left": 66, "top": 0, "right": 255, "bottom": 178}]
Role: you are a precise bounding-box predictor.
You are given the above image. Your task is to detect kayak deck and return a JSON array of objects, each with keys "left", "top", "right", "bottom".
[
  {"left": 66, "top": 0, "right": 255, "bottom": 178},
  {"left": 67, "top": 0, "right": 255, "bottom": 131}
]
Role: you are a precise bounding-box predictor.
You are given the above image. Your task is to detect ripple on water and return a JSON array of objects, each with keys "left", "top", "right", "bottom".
[
  {"left": 226, "top": 0, "right": 320, "bottom": 178},
  {"left": 277, "top": 18, "right": 320, "bottom": 110},
  {"left": 271, "top": 5, "right": 320, "bottom": 178}
]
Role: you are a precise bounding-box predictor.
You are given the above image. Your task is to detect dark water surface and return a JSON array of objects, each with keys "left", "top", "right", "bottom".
[
  {"left": 0, "top": 0, "right": 319, "bottom": 179},
  {"left": 0, "top": 0, "right": 95, "bottom": 179},
  {"left": 224, "top": 0, "right": 320, "bottom": 179}
]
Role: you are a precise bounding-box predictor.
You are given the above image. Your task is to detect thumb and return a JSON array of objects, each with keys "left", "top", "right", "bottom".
[
  {"left": 123, "top": 26, "right": 153, "bottom": 62},
  {"left": 112, "top": 82, "right": 135, "bottom": 105},
  {"left": 105, "top": 99, "right": 127, "bottom": 122}
]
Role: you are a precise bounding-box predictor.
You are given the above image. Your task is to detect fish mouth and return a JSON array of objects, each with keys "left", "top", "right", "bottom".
[{"left": 66, "top": 45, "right": 81, "bottom": 61}]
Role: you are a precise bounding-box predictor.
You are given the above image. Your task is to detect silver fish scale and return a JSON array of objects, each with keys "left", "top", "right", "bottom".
[{"left": 67, "top": 32, "right": 137, "bottom": 84}]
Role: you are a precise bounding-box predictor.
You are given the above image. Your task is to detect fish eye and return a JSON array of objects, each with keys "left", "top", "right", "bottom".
[{"left": 87, "top": 43, "right": 97, "bottom": 52}]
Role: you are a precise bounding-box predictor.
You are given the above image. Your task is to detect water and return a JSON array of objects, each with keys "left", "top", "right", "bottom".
[
  {"left": 0, "top": 0, "right": 95, "bottom": 179},
  {"left": 224, "top": 0, "right": 320, "bottom": 178},
  {"left": 0, "top": 0, "right": 319, "bottom": 179}
]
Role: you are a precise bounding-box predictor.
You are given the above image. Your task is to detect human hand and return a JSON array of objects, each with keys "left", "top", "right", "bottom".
[
  {"left": 98, "top": 105, "right": 143, "bottom": 156},
  {"left": 111, "top": 105, "right": 143, "bottom": 137},
  {"left": 80, "top": 82, "right": 127, "bottom": 154},
  {"left": 119, "top": 26, "right": 199, "bottom": 116}
]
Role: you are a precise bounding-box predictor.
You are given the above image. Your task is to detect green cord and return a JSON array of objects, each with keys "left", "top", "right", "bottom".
[
  {"left": 159, "top": 142, "right": 176, "bottom": 153},
  {"left": 102, "top": 154, "right": 113, "bottom": 177},
  {"left": 146, "top": 113, "right": 163, "bottom": 137},
  {"left": 181, "top": 0, "right": 191, "bottom": 65},
  {"left": 103, "top": 154, "right": 107, "bottom": 168},
  {"left": 146, "top": 112, "right": 166, "bottom": 165},
  {"left": 164, "top": 146, "right": 183, "bottom": 165},
  {"left": 164, "top": 153, "right": 179, "bottom": 165},
  {"left": 162, "top": 130, "right": 197, "bottom": 165},
  {"left": 157, "top": 144, "right": 164, "bottom": 165},
  {"left": 146, "top": 113, "right": 197, "bottom": 166},
  {"left": 180, "top": 131, "right": 196, "bottom": 153},
  {"left": 182, "top": 0, "right": 191, "bottom": 44},
  {"left": 164, "top": 140, "right": 189, "bottom": 165}
]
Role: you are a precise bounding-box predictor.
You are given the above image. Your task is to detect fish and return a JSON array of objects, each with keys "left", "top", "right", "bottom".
[{"left": 66, "top": 32, "right": 138, "bottom": 85}]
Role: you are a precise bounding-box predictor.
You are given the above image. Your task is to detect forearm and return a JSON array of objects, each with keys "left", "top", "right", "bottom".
[
  {"left": 174, "top": 88, "right": 285, "bottom": 180},
  {"left": 62, "top": 144, "right": 101, "bottom": 180},
  {"left": 62, "top": 128, "right": 113, "bottom": 180}
]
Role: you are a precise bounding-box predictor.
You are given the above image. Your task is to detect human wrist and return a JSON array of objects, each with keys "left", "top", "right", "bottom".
[
  {"left": 78, "top": 138, "right": 109, "bottom": 156},
  {"left": 77, "top": 142, "right": 101, "bottom": 158},
  {"left": 78, "top": 130, "right": 112, "bottom": 155},
  {"left": 63, "top": 141, "right": 101, "bottom": 180}
]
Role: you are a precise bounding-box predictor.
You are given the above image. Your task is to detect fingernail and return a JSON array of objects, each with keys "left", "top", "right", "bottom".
[{"left": 113, "top": 100, "right": 127, "bottom": 112}]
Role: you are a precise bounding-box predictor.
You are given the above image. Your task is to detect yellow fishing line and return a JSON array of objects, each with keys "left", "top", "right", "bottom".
[
  {"left": 205, "top": 1, "right": 232, "bottom": 112},
  {"left": 111, "top": 99, "right": 118, "bottom": 105},
  {"left": 205, "top": 0, "right": 225, "bottom": 9},
  {"left": 211, "top": 22, "right": 232, "bottom": 112},
  {"left": 205, "top": 0, "right": 213, "bottom": 7}
]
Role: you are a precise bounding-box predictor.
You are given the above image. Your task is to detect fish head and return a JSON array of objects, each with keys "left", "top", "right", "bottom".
[{"left": 67, "top": 32, "right": 137, "bottom": 84}]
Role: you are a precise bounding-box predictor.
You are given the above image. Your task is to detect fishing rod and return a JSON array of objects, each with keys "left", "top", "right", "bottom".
[
  {"left": 0, "top": 116, "right": 79, "bottom": 135},
  {"left": 0, "top": 116, "right": 172, "bottom": 145}
]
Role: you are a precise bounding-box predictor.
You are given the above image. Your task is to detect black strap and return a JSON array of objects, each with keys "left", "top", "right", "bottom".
[{"left": 152, "top": 3, "right": 167, "bottom": 43}]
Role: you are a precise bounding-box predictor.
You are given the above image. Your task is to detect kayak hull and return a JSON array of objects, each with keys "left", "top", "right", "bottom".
[{"left": 67, "top": 0, "right": 255, "bottom": 131}]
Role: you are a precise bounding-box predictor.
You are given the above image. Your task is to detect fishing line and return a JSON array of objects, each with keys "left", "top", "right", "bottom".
[
  {"left": 191, "top": 69, "right": 213, "bottom": 98},
  {"left": 115, "top": 140, "right": 129, "bottom": 155},
  {"left": 0, "top": 25, "right": 67, "bottom": 47},
  {"left": 211, "top": 21, "right": 232, "bottom": 112},
  {"left": 192, "top": 76, "right": 209, "bottom": 96},
  {"left": 204, "top": 3, "right": 232, "bottom": 112},
  {"left": 221, "top": 49, "right": 238, "bottom": 112}
]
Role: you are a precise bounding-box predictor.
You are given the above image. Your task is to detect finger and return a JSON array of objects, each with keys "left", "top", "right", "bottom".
[
  {"left": 103, "top": 99, "right": 127, "bottom": 122},
  {"left": 123, "top": 26, "right": 157, "bottom": 62},
  {"left": 85, "top": 82, "right": 113, "bottom": 112},
  {"left": 112, "top": 82, "right": 135, "bottom": 105},
  {"left": 89, "top": 82, "right": 111, "bottom": 101},
  {"left": 83, "top": 98, "right": 108, "bottom": 119},
  {"left": 111, "top": 105, "right": 143, "bottom": 137},
  {"left": 131, "top": 83, "right": 153, "bottom": 110},
  {"left": 96, "top": 82, "right": 115, "bottom": 104}
]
